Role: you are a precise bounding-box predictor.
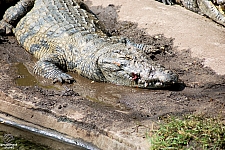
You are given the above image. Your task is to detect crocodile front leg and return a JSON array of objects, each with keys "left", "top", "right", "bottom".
[
  {"left": 197, "top": 0, "right": 225, "bottom": 25},
  {"left": 0, "top": 0, "right": 34, "bottom": 35},
  {"left": 125, "top": 39, "right": 164, "bottom": 54},
  {"left": 34, "top": 54, "right": 75, "bottom": 83}
]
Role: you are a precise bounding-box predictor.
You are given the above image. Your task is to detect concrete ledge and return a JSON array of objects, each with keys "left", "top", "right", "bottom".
[{"left": 0, "top": 91, "right": 150, "bottom": 150}]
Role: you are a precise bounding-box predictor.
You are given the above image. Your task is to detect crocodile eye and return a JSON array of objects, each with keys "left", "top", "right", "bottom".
[
  {"left": 113, "top": 62, "right": 121, "bottom": 67},
  {"left": 125, "top": 55, "right": 132, "bottom": 60},
  {"left": 113, "top": 50, "right": 121, "bottom": 53}
]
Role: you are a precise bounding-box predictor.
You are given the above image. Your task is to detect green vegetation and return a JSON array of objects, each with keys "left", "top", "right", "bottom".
[{"left": 149, "top": 115, "right": 225, "bottom": 150}]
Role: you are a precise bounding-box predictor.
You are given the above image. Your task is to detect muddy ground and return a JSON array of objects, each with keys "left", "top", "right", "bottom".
[{"left": 0, "top": 1, "right": 225, "bottom": 149}]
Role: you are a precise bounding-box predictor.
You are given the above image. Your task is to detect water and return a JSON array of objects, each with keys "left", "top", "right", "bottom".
[
  {"left": 15, "top": 63, "right": 145, "bottom": 108},
  {"left": 15, "top": 63, "right": 37, "bottom": 87}
]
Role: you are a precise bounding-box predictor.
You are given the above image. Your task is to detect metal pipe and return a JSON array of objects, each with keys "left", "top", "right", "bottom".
[{"left": 0, "top": 117, "right": 99, "bottom": 150}]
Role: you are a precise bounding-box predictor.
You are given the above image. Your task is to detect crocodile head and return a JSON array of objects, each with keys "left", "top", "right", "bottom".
[{"left": 98, "top": 48, "right": 178, "bottom": 88}]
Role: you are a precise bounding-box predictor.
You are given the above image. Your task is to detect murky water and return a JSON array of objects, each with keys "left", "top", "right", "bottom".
[
  {"left": 70, "top": 72, "right": 145, "bottom": 106},
  {"left": 15, "top": 63, "right": 148, "bottom": 108},
  {"left": 15, "top": 63, "right": 37, "bottom": 86}
]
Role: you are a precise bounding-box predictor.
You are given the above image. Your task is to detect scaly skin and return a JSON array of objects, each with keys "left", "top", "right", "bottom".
[
  {"left": 0, "top": 0, "right": 178, "bottom": 88},
  {"left": 157, "top": 0, "right": 225, "bottom": 26}
]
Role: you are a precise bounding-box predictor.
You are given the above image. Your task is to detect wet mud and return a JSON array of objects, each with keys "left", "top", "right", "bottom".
[{"left": 0, "top": 2, "right": 225, "bottom": 145}]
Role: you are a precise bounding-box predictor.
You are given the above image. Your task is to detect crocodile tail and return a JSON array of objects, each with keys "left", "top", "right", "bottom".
[{"left": 0, "top": 0, "right": 35, "bottom": 35}]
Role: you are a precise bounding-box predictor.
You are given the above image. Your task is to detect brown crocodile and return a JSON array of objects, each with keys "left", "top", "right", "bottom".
[{"left": 0, "top": 0, "right": 178, "bottom": 88}]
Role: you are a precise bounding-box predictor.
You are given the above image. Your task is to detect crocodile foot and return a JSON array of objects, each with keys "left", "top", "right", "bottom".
[
  {"left": 52, "top": 73, "right": 75, "bottom": 84},
  {"left": 33, "top": 55, "right": 75, "bottom": 84},
  {"left": 0, "top": 20, "right": 13, "bottom": 35},
  {"left": 34, "top": 64, "right": 75, "bottom": 83},
  {"left": 156, "top": 0, "right": 174, "bottom": 5},
  {"left": 197, "top": 0, "right": 225, "bottom": 25},
  {"left": 157, "top": 0, "right": 225, "bottom": 26}
]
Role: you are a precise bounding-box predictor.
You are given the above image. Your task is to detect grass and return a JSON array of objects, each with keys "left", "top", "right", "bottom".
[{"left": 149, "top": 115, "right": 225, "bottom": 150}]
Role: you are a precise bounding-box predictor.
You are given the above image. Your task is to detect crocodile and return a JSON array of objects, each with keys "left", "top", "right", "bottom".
[
  {"left": 0, "top": 0, "right": 178, "bottom": 88},
  {"left": 157, "top": 0, "right": 225, "bottom": 26}
]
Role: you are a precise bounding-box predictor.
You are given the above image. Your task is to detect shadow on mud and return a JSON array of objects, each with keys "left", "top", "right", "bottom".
[{"left": 167, "top": 82, "right": 186, "bottom": 91}]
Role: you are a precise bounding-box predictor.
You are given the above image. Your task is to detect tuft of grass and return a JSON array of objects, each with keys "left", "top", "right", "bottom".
[{"left": 149, "top": 115, "right": 225, "bottom": 150}]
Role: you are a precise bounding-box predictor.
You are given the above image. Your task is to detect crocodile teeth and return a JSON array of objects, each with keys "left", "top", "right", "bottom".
[
  {"left": 155, "top": 82, "right": 162, "bottom": 86},
  {"left": 151, "top": 66, "right": 155, "bottom": 71},
  {"left": 144, "top": 82, "right": 148, "bottom": 87}
]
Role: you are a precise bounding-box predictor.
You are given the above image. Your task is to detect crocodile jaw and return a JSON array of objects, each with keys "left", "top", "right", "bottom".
[
  {"left": 135, "top": 67, "right": 178, "bottom": 88},
  {"left": 98, "top": 51, "right": 178, "bottom": 89}
]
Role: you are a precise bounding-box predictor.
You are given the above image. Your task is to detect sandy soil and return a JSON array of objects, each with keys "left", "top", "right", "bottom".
[
  {"left": 89, "top": 0, "right": 225, "bottom": 75},
  {"left": 0, "top": 0, "right": 225, "bottom": 149}
]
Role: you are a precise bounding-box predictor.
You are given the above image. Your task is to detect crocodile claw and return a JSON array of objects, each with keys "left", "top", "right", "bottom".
[
  {"left": 163, "top": 0, "right": 174, "bottom": 5},
  {"left": 53, "top": 73, "right": 75, "bottom": 84},
  {"left": 0, "top": 20, "right": 13, "bottom": 35},
  {"left": 156, "top": 0, "right": 173, "bottom": 5}
]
